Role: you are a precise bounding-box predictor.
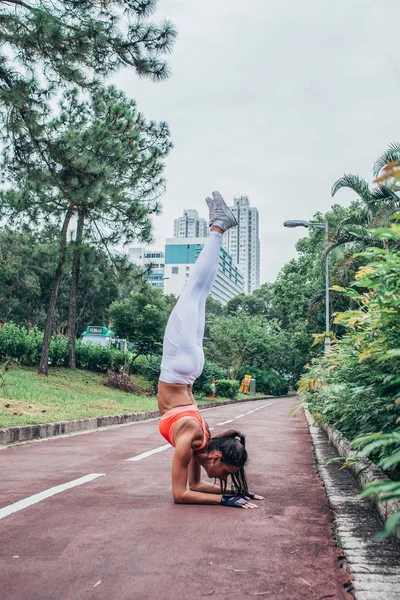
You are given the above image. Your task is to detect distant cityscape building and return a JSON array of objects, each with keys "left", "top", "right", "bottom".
[
  {"left": 128, "top": 247, "right": 165, "bottom": 290},
  {"left": 222, "top": 195, "right": 260, "bottom": 294},
  {"left": 174, "top": 209, "right": 209, "bottom": 239},
  {"left": 163, "top": 237, "right": 244, "bottom": 305}
]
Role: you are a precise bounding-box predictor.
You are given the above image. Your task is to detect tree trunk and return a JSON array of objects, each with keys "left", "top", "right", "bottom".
[
  {"left": 37, "top": 205, "right": 75, "bottom": 375},
  {"left": 67, "top": 212, "right": 84, "bottom": 369},
  {"left": 128, "top": 352, "right": 141, "bottom": 375}
]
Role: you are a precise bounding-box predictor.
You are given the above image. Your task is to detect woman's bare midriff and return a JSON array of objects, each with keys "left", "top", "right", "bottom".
[{"left": 157, "top": 380, "right": 197, "bottom": 416}]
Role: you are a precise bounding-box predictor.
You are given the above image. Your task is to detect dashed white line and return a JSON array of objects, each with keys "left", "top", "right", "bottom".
[
  {"left": 126, "top": 402, "right": 277, "bottom": 460},
  {"left": 125, "top": 443, "right": 172, "bottom": 462},
  {"left": 0, "top": 473, "right": 105, "bottom": 521},
  {"left": 215, "top": 402, "right": 276, "bottom": 425}
]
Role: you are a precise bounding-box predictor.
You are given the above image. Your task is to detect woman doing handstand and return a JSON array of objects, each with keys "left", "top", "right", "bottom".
[{"left": 157, "top": 191, "right": 263, "bottom": 509}]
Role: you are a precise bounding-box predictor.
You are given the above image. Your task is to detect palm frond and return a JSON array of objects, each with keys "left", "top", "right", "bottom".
[
  {"left": 373, "top": 142, "right": 400, "bottom": 177},
  {"left": 308, "top": 290, "right": 325, "bottom": 316},
  {"left": 371, "top": 204, "right": 399, "bottom": 228},
  {"left": 365, "top": 186, "right": 400, "bottom": 216},
  {"left": 308, "top": 289, "right": 347, "bottom": 319},
  {"left": 336, "top": 208, "right": 372, "bottom": 235},
  {"left": 371, "top": 185, "right": 400, "bottom": 202},
  {"left": 332, "top": 253, "right": 362, "bottom": 287},
  {"left": 332, "top": 174, "right": 371, "bottom": 202}
]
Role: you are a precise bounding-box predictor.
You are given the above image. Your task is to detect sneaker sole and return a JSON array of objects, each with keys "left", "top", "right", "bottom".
[{"left": 208, "top": 201, "right": 238, "bottom": 228}]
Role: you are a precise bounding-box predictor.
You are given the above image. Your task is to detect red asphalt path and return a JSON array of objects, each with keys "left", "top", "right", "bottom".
[{"left": 0, "top": 397, "right": 350, "bottom": 600}]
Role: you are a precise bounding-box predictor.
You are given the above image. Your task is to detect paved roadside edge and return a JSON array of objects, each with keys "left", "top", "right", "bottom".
[
  {"left": 309, "top": 411, "right": 400, "bottom": 541},
  {"left": 305, "top": 408, "right": 400, "bottom": 600},
  {"left": 0, "top": 395, "right": 282, "bottom": 446}
]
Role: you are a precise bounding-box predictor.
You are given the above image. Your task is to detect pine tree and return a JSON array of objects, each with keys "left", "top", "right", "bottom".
[
  {"left": 1, "top": 85, "right": 171, "bottom": 372},
  {"left": 0, "top": 1, "right": 176, "bottom": 374}
]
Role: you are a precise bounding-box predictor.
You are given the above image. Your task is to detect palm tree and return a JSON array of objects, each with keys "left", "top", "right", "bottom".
[
  {"left": 329, "top": 144, "right": 400, "bottom": 256},
  {"left": 308, "top": 145, "right": 400, "bottom": 330}
]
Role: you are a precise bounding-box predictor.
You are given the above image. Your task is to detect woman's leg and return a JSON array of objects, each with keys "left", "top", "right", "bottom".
[{"left": 160, "top": 230, "right": 223, "bottom": 384}]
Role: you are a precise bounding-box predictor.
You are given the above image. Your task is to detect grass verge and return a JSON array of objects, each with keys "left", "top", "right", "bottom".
[{"left": 0, "top": 365, "right": 268, "bottom": 428}]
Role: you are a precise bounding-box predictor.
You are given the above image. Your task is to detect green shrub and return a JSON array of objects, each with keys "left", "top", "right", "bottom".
[
  {"left": 75, "top": 341, "right": 125, "bottom": 373},
  {"left": 49, "top": 335, "right": 68, "bottom": 366},
  {"left": 0, "top": 323, "right": 31, "bottom": 363},
  {"left": 133, "top": 355, "right": 162, "bottom": 393},
  {"left": 298, "top": 222, "right": 400, "bottom": 539},
  {"left": 237, "top": 365, "right": 289, "bottom": 396},
  {"left": 134, "top": 357, "right": 228, "bottom": 396},
  {"left": 193, "top": 360, "right": 227, "bottom": 396},
  {"left": 25, "top": 328, "right": 45, "bottom": 365},
  {"left": 0, "top": 323, "right": 125, "bottom": 373},
  {"left": 215, "top": 379, "right": 239, "bottom": 399}
]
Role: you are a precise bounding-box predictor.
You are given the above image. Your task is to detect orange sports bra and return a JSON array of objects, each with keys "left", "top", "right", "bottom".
[{"left": 159, "top": 405, "right": 210, "bottom": 450}]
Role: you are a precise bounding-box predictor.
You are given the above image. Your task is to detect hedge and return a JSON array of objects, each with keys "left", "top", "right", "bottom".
[
  {"left": 215, "top": 379, "right": 239, "bottom": 399},
  {"left": 0, "top": 322, "right": 125, "bottom": 373}
]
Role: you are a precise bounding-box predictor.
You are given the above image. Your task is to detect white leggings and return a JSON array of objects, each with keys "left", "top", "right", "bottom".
[{"left": 159, "top": 231, "right": 222, "bottom": 385}]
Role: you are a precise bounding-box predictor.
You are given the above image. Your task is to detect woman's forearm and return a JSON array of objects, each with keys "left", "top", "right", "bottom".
[
  {"left": 190, "top": 481, "right": 232, "bottom": 495},
  {"left": 174, "top": 488, "right": 222, "bottom": 505}
]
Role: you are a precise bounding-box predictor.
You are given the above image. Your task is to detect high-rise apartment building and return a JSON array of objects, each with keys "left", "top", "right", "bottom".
[
  {"left": 128, "top": 248, "right": 165, "bottom": 290},
  {"left": 174, "top": 210, "right": 209, "bottom": 239},
  {"left": 163, "top": 237, "right": 244, "bottom": 305},
  {"left": 222, "top": 195, "right": 260, "bottom": 294}
]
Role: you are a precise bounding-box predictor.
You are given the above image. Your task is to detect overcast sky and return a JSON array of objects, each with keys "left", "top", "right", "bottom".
[{"left": 113, "top": 0, "right": 400, "bottom": 283}]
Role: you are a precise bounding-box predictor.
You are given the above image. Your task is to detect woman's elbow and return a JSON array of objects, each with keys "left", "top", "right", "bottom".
[{"left": 173, "top": 491, "right": 186, "bottom": 504}]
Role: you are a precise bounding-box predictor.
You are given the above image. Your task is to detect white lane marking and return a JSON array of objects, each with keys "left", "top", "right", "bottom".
[
  {"left": 126, "top": 429, "right": 216, "bottom": 461},
  {"left": 0, "top": 473, "right": 105, "bottom": 521},
  {"left": 215, "top": 402, "right": 276, "bottom": 425},
  {"left": 252, "top": 402, "right": 276, "bottom": 411},
  {"left": 125, "top": 443, "right": 172, "bottom": 462},
  {"left": 125, "top": 403, "right": 278, "bottom": 461}
]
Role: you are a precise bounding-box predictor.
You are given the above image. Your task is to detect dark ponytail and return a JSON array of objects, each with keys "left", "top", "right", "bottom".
[{"left": 207, "top": 430, "right": 248, "bottom": 496}]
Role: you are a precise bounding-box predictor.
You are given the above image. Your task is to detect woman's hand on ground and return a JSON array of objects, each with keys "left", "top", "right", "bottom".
[
  {"left": 242, "top": 501, "right": 258, "bottom": 509},
  {"left": 221, "top": 495, "right": 258, "bottom": 508},
  {"left": 246, "top": 493, "right": 264, "bottom": 501}
]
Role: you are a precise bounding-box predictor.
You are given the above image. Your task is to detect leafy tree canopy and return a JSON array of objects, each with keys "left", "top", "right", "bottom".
[
  {"left": 108, "top": 283, "right": 169, "bottom": 364},
  {"left": 0, "top": 1, "right": 176, "bottom": 91}
]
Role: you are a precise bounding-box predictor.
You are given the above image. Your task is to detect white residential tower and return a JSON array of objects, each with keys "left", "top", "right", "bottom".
[{"left": 222, "top": 195, "right": 260, "bottom": 294}]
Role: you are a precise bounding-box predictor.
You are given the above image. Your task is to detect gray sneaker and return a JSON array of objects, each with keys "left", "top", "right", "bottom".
[{"left": 205, "top": 190, "right": 238, "bottom": 231}]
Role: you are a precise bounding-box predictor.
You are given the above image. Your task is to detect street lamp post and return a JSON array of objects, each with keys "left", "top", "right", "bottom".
[{"left": 283, "top": 219, "right": 330, "bottom": 353}]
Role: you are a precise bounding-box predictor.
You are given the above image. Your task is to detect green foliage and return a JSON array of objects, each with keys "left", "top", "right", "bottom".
[
  {"left": 0, "top": 228, "right": 55, "bottom": 329},
  {"left": 215, "top": 379, "right": 239, "bottom": 399},
  {"left": 132, "top": 355, "right": 162, "bottom": 392},
  {"left": 299, "top": 221, "right": 400, "bottom": 537},
  {"left": 109, "top": 284, "right": 169, "bottom": 362},
  {"left": 0, "top": 322, "right": 125, "bottom": 372},
  {"left": 0, "top": 226, "right": 139, "bottom": 333},
  {"left": 0, "top": 323, "right": 37, "bottom": 364},
  {"left": 192, "top": 360, "right": 227, "bottom": 396},
  {"left": 225, "top": 283, "right": 275, "bottom": 318},
  {"left": 237, "top": 365, "right": 289, "bottom": 396},
  {"left": 205, "top": 296, "right": 224, "bottom": 317},
  {"left": 206, "top": 313, "right": 291, "bottom": 377},
  {"left": 75, "top": 342, "right": 125, "bottom": 373},
  {"left": 0, "top": 1, "right": 176, "bottom": 92},
  {"left": 0, "top": 0, "right": 175, "bottom": 374}
]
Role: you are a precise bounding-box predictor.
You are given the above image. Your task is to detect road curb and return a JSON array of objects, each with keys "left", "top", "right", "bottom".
[
  {"left": 0, "top": 395, "right": 278, "bottom": 446},
  {"left": 305, "top": 408, "right": 400, "bottom": 599},
  {"left": 310, "top": 411, "right": 400, "bottom": 537}
]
